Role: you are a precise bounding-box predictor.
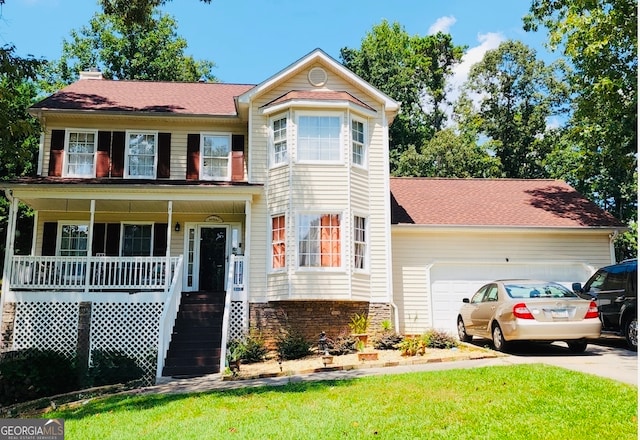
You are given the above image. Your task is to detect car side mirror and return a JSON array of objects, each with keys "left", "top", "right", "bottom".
[
  {"left": 462, "top": 298, "right": 470, "bottom": 303},
  {"left": 572, "top": 282, "right": 583, "bottom": 293}
]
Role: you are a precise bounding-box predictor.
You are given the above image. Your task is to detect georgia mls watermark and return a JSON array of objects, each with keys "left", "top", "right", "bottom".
[{"left": 0, "top": 419, "right": 64, "bottom": 440}]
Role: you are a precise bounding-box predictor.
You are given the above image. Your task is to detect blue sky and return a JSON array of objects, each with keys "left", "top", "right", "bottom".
[{"left": 2, "top": 0, "right": 554, "bottom": 86}]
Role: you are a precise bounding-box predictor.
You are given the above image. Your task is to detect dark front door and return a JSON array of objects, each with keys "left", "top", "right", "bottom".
[{"left": 199, "top": 227, "right": 227, "bottom": 291}]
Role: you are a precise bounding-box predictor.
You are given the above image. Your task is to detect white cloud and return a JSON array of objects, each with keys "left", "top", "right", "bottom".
[
  {"left": 441, "top": 32, "right": 504, "bottom": 126},
  {"left": 428, "top": 16, "right": 456, "bottom": 35}
]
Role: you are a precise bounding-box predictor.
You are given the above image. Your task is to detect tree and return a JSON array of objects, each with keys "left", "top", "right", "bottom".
[
  {"left": 100, "top": 0, "right": 211, "bottom": 25},
  {"left": 525, "top": 0, "right": 637, "bottom": 233},
  {"left": 43, "top": 10, "right": 216, "bottom": 88},
  {"left": 340, "top": 20, "right": 464, "bottom": 171},
  {"left": 458, "top": 40, "right": 568, "bottom": 178},
  {"left": 394, "top": 128, "right": 501, "bottom": 178}
]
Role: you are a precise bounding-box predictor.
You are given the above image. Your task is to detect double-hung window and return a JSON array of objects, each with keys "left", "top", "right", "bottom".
[
  {"left": 59, "top": 224, "right": 89, "bottom": 256},
  {"left": 297, "top": 115, "right": 341, "bottom": 162},
  {"left": 353, "top": 216, "right": 367, "bottom": 270},
  {"left": 121, "top": 224, "right": 153, "bottom": 256},
  {"left": 126, "top": 131, "right": 157, "bottom": 178},
  {"left": 298, "top": 213, "right": 341, "bottom": 268},
  {"left": 351, "top": 119, "right": 366, "bottom": 167},
  {"left": 271, "top": 215, "right": 286, "bottom": 269},
  {"left": 271, "top": 117, "right": 288, "bottom": 166},
  {"left": 65, "top": 130, "right": 97, "bottom": 177},
  {"left": 201, "top": 133, "right": 231, "bottom": 180}
]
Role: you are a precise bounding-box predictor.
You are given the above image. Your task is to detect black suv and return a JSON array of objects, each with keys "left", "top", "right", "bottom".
[{"left": 573, "top": 259, "right": 637, "bottom": 350}]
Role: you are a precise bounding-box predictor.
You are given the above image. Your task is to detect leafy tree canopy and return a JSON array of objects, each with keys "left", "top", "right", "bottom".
[
  {"left": 42, "top": 10, "right": 216, "bottom": 89},
  {"left": 100, "top": 0, "right": 211, "bottom": 25},
  {"left": 340, "top": 20, "right": 465, "bottom": 170},
  {"left": 524, "top": 0, "right": 637, "bottom": 224},
  {"left": 458, "top": 40, "right": 569, "bottom": 178}
]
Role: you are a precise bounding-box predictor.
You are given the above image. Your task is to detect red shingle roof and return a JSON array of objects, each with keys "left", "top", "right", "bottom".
[
  {"left": 390, "top": 178, "right": 623, "bottom": 228},
  {"left": 261, "top": 90, "right": 376, "bottom": 112},
  {"left": 31, "top": 79, "right": 256, "bottom": 116}
]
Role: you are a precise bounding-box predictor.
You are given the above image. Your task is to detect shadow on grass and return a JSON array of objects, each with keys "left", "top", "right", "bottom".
[{"left": 50, "top": 378, "right": 360, "bottom": 421}]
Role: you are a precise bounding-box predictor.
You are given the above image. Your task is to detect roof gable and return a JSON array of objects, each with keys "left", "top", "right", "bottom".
[
  {"left": 390, "top": 178, "right": 624, "bottom": 228},
  {"left": 237, "top": 48, "right": 399, "bottom": 112},
  {"left": 31, "top": 80, "right": 255, "bottom": 116}
]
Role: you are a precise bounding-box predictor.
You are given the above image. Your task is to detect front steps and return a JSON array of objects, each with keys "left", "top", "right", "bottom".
[{"left": 161, "top": 292, "right": 225, "bottom": 377}]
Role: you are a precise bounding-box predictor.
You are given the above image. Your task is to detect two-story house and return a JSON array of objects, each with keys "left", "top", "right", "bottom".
[{"left": 0, "top": 49, "right": 624, "bottom": 382}]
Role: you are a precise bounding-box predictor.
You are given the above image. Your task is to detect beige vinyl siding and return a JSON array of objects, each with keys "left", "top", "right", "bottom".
[
  {"left": 41, "top": 118, "right": 246, "bottom": 180},
  {"left": 391, "top": 227, "right": 615, "bottom": 333}
]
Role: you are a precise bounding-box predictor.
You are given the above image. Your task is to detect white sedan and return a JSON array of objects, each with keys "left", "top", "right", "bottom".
[{"left": 457, "top": 280, "right": 602, "bottom": 353}]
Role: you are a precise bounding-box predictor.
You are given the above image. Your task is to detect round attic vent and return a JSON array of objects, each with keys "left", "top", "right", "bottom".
[{"left": 308, "top": 67, "right": 327, "bottom": 87}]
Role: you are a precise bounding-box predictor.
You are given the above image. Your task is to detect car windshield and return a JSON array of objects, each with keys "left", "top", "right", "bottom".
[{"left": 504, "top": 282, "right": 577, "bottom": 299}]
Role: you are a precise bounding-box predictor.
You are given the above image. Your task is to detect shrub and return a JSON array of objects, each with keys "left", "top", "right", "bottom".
[
  {"left": 373, "top": 332, "right": 404, "bottom": 350},
  {"left": 327, "top": 334, "right": 358, "bottom": 355},
  {"left": 397, "top": 336, "right": 427, "bottom": 356},
  {"left": 276, "top": 329, "right": 312, "bottom": 360},
  {"left": 0, "top": 349, "right": 78, "bottom": 406},
  {"left": 228, "top": 330, "right": 269, "bottom": 364},
  {"left": 348, "top": 313, "right": 370, "bottom": 334},
  {"left": 89, "top": 349, "right": 144, "bottom": 387},
  {"left": 423, "top": 329, "right": 459, "bottom": 349}
]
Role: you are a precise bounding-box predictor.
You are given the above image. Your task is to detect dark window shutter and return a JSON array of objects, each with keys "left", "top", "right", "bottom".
[
  {"left": 157, "top": 133, "right": 171, "bottom": 178},
  {"left": 48, "top": 130, "right": 65, "bottom": 177},
  {"left": 92, "top": 223, "right": 106, "bottom": 255},
  {"left": 186, "top": 134, "right": 200, "bottom": 180},
  {"left": 97, "top": 131, "right": 111, "bottom": 177},
  {"left": 111, "top": 131, "right": 125, "bottom": 177},
  {"left": 153, "top": 223, "right": 168, "bottom": 256},
  {"left": 42, "top": 222, "right": 58, "bottom": 256},
  {"left": 231, "top": 134, "right": 244, "bottom": 152},
  {"left": 231, "top": 134, "right": 244, "bottom": 181},
  {"left": 105, "top": 223, "right": 121, "bottom": 256}
]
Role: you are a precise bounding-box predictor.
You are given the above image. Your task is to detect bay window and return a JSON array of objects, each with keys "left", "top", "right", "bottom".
[
  {"left": 353, "top": 216, "right": 367, "bottom": 270},
  {"left": 271, "top": 117, "right": 288, "bottom": 166},
  {"left": 298, "top": 213, "right": 341, "bottom": 268},
  {"left": 271, "top": 215, "right": 286, "bottom": 269},
  {"left": 351, "top": 119, "right": 366, "bottom": 167},
  {"left": 297, "top": 115, "right": 341, "bottom": 162}
]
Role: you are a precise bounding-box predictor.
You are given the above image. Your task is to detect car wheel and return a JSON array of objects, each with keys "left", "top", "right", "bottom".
[
  {"left": 624, "top": 317, "right": 638, "bottom": 351},
  {"left": 567, "top": 340, "right": 588, "bottom": 353},
  {"left": 492, "top": 323, "right": 508, "bottom": 352},
  {"left": 457, "top": 317, "right": 472, "bottom": 343}
]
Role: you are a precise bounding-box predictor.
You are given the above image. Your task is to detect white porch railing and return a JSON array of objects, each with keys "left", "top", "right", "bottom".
[
  {"left": 9, "top": 255, "right": 180, "bottom": 291},
  {"left": 156, "top": 255, "right": 184, "bottom": 380},
  {"left": 218, "top": 254, "right": 246, "bottom": 374}
]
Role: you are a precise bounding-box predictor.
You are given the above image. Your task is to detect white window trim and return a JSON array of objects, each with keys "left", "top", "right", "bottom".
[
  {"left": 269, "top": 114, "right": 289, "bottom": 169},
  {"left": 56, "top": 222, "right": 90, "bottom": 256},
  {"left": 269, "top": 213, "right": 287, "bottom": 273},
  {"left": 199, "top": 132, "right": 232, "bottom": 181},
  {"left": 124, "top": 130, "right": 158, "bottom": 179},
  {"left": 63, "top": 129, "right": 98, "bottom": 178},
  {"left": 350, "top": 116, "right": 368, "bottom": 170},
  {"left": 353, "top": 214, "right": 369, "bottom": 272},
  {"left": 120, "top": 222, "right": 154, "bottom": 256},
  {"left": 295, "top": 111, "right": 344, "bottom": 165},
  {"left": 295, "top": 210, "right": 344, "bottom": 271}
]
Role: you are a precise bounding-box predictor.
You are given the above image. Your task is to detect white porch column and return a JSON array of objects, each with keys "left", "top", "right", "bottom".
[
  {"left": 1, "top": 193, "right": 18, "bottom": 304},
  {"left": 84, "top": 200, "right": 96, "bottom": 293},
  {"left": 242, "top": 199, "right": 252, "bottom": 330}
]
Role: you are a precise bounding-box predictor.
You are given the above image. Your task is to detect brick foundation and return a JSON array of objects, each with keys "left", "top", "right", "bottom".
[{"left": 249, "top": 301, "right": 392, "bottom": 349}]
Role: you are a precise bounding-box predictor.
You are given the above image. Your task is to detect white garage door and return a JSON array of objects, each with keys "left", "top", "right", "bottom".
[{"left": 430, "top": 262, "right": 594, "bottom": 335}]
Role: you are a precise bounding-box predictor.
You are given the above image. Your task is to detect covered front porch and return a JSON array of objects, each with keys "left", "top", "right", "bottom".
[{"left": 1, "top": 181, "right": 260, "bottom": 382}]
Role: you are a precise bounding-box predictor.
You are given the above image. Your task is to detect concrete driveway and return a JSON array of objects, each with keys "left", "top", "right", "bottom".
[{"left": 470, "top": 336, "right": 638, "bottom": 386}]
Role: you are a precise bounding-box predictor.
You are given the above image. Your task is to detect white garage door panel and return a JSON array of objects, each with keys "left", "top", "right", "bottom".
[{"left": 430, "top": 262, "right": 594, "bottom": 335}]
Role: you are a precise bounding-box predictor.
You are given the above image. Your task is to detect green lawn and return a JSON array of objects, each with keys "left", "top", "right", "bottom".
[{"left": 47, "top": 364, "right": 637, "bottom": 440}]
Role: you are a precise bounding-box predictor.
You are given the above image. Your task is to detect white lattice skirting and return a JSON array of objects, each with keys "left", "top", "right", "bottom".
[{"left": 10, "top": 299, "right": 163, "bottom": 385}]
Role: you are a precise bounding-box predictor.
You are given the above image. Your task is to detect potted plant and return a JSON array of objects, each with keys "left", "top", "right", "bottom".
[{"left": 349, "top": 313, "right": 370, "bottom": 347}]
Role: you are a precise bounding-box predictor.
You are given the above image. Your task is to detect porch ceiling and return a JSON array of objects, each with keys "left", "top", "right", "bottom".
[{"left": 17, "top": 198, "right": 247, "bottom": 215}]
